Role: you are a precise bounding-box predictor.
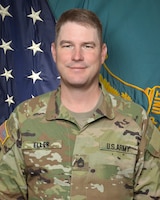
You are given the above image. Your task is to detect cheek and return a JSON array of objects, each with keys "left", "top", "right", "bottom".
[
  {"left": 88, "top": 53, "right": 102, "bottom": 65},
  {"left": 56, "top": 50, "right": 71, "bottom": 63},
  {"left": 56, "top": 56, "right": 68, "bottom": 67}
]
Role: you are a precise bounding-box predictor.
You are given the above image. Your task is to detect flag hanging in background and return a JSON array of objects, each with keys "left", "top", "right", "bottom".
[
  {"left": 0, "top": 0, "right": 60, "bottom": 125},
  {"left": 48, "top": 0, "right": 160, "bottom": 130}
]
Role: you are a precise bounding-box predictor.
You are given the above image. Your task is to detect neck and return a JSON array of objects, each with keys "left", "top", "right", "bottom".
[{"left": 60, "top": 83, "right": 101, "bottom": 113}]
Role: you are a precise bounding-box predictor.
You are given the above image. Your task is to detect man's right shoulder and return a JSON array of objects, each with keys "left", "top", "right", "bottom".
[
  {"left": 0, "top": 90, "right": 57, "bottom": 158},
  {"left": 0, "top": 120, "right": 14, "bottom": 158},
  {"left": 16, "top": 90, "right": 56, "bottom": 116}
]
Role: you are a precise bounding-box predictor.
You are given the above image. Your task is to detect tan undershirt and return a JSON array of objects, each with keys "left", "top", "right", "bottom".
[{"left": 69, "top": 92, "right": 103, "bottom": 128}]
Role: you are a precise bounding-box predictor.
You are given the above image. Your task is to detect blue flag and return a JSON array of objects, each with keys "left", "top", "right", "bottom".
[{"left": 0, "top": 0, "right": 60, "bottom": 125}]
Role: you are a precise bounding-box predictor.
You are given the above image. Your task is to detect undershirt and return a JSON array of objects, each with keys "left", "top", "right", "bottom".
[{"left": 68, "top": 92, "right": 103, "bottom": 128}]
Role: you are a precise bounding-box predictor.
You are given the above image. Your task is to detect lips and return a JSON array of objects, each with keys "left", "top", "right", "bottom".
[
  {"left": 70, "top": 66, "right": 86, "bottom": 69},
  {"left": 67, "top": 64, "right": 87, "bottom": 69}
]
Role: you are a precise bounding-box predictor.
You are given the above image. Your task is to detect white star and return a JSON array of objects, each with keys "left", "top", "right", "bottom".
[
  {"left": 0, "top": 4, "right": 12, "bottom": 21},
  {"left": 27, "top": 70, "right": 42, "bottom": 84},
  {"left": 1, "top": 68, "right": 14, "bottom": 81},
  {"left": 0, "top": 39, "right": 13, "bottom": 54},
  {"left": 5, "top": 94, "right": 15, "bottom": 106},
  {"left": 27, "top": 40, "right": 43, "bottom": 55},
  {"left": 27, "top": 7, "right": 43, "bottom": 24}
]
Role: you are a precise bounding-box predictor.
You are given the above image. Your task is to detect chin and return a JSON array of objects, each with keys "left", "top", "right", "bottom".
[{"left": 68, "top": 82, "right": 86, "bottom": 88}]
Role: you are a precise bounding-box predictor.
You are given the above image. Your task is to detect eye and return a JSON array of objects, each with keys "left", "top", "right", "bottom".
[
  {"left": 83, "top": 43, "right": 95, "bottom": 49},
  {"left": 62, "top": 44, "right": 73, "bottom": 48},
  {"left": 86, "top": 45, "right": 92, "bottom": 48}
]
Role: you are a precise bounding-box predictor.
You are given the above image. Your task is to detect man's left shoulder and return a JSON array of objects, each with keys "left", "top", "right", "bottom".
[
  {"left": 106, "top": 90, "right": 146, "bottom": 119},
  {"left": 146, "top": 119, "right": 160, "bottom": 158}
]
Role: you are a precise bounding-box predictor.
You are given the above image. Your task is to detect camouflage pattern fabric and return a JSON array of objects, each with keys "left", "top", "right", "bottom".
[{"left": 0, "top": 86, "right": 160, "bottom": 200}]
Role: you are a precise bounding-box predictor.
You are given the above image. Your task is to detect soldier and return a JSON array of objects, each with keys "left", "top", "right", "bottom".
[{"left": 0, "top": 8, "right": 159, "bottom": 200}]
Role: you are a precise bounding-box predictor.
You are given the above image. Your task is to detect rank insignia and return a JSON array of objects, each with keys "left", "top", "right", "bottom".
[{"left": 0, "top": 122, "right": 10, "bottom": 145}]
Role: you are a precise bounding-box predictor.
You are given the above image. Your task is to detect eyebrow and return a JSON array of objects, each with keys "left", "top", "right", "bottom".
[
  {"left": 83, "top": 42, "right": 96, "bottom": 47},
  {"left": 59, "top": 40, "right": 96, "bottom": 46},
  {"left": 59, "top": 40, "right": 72, "bottom": 45}
]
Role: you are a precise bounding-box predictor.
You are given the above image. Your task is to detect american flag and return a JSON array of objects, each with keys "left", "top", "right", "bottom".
[{"left": 0, "top": 0, "right": 60, "bottom": 125}]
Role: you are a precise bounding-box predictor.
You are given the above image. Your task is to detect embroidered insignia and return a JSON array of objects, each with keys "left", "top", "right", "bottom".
[
  {"left": 100, "top": 143, "right": 130, "bottom": 153},
  {"left": 0, "top": 122, "right": 10, "bottom": 145}
]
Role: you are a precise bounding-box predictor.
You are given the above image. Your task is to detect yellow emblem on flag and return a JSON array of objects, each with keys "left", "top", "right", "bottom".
[
  {"left": 145, "top": 86, "right": 160, "bottom": 131},
  {"left": 100, "top": 62, "right": 160, "bottom": 131}
]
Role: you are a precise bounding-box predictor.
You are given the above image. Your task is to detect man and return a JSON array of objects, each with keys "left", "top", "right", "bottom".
[{"left": 0, "top": 8, "right": 159, "bottom": 200}]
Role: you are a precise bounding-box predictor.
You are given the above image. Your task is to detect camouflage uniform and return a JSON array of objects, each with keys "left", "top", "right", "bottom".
[{"left": 0, "top": 86, "right": 159, "bottom": 200}]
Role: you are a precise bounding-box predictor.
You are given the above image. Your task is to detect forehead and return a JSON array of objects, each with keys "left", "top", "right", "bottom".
[{"left": 57, "top": 22, "right": 99, "bottom": 42}]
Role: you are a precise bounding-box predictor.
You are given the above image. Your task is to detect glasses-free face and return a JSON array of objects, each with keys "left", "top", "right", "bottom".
[{"left": 51, "top": 22, "right": 107, "bottom": 89}]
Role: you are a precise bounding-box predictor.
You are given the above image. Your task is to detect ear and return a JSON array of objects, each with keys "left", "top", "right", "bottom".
[
  {"left": 101, "top": 43, "right": 107, "bottom": 64},
  {"left": 51, "top": 42, "right": 56, "bottom": 62}
]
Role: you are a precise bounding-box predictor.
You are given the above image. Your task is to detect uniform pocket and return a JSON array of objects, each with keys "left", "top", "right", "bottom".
[
  {"left": 22, "top": 140, "right": 71, "bottom": 199},
  {"left": 98, "top": 140, "right": 138, "bottom": 179}
]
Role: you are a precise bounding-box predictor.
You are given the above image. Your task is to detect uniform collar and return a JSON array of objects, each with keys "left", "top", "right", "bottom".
[
  {"left": 45, "top": 85, "right": 115, "bottom": 121},
  {"left": 45, "top": 87, "right": 61, "bottom": 121},
  {"left": 96, "top": 84, "right": 115, "bottom": 120}
]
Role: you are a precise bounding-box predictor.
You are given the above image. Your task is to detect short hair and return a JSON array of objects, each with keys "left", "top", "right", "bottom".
[{"left": 55, "top": 8, "right": 103, "bottom": 45}]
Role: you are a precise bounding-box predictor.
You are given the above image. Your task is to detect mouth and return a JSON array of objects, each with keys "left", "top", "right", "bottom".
[
  {"left": 69, "top": 67, "right": 87, "bottom": 73},
  {"left": 70, "top": 66, "right": 86, "bottom": 69},
  {"left": 68, "top": 64, "right": 87, "bottom": 69}
]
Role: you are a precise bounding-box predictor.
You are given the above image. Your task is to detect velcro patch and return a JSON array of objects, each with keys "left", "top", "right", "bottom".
[{"left": 0, "top": 121, "right": 10, "bottom": 145}]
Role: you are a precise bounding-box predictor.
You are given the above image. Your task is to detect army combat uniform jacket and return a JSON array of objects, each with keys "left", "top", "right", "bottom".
[{"left": 0, "top": 86, "right": 160, "bottom": 200}]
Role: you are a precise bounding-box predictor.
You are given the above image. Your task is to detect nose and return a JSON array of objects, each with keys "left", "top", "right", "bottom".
[{"left": 72, "top": 46, "right": 84, "bottom": 61}]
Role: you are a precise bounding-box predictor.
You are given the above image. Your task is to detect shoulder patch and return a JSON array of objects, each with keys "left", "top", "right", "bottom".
[{"left": 0, "top": 121, "right": 10, "bottom": 145}]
